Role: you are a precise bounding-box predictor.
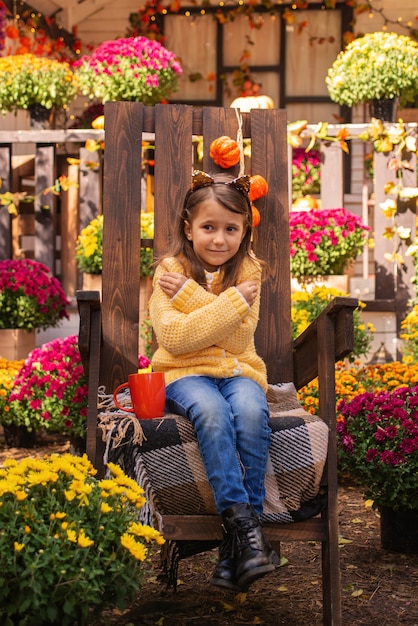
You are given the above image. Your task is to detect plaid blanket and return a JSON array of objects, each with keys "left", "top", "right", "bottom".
[
  {"left": 99, "top": 383, "right": 329, "bottom": 527},
  {"left": 98, "top": 382, "right": 328, "bottom": 586}
]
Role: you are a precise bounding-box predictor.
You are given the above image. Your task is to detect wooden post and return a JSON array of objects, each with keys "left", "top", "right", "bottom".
[
  {"left": 79, "top": 147, "right": 102, "bottom": 229},
  {"left": 320, "top": 142, "right": 344, "bottom": 209},
  {"left": 373, "top": 146, "right": 417, "bottom": 358},
  {"left": 34, "top": 144, "right": 56, "bottom": 272},
  {"left": 374, "top": 151, "right": 397, "bottom": 300},
  {"left": 0, "top": 145, "right": 12, "bottom": 259},
  {"left": 60, "top": 156, "right": 80, "bottom": 297}
]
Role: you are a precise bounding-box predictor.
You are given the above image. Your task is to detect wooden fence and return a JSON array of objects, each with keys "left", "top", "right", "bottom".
[
  {"left": 0, "top": 122, "right": 416, "bottom": 342},
  {"left": 0, "top": 129, "right": 104, "bottom": 297}
]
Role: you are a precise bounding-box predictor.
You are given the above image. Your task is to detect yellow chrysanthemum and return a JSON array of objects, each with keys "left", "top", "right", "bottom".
[
  {"left": 128, "top": 521, "right": 165, "bottom": 545},
  {"left": 120, "top": 533, "right": 148, "bottom": 561},
  {"left": 77, "top": 529, "right": 94, "bottom": 548},
  {"left": 100, "top": 502, "right": 112, "bottom": 514}
]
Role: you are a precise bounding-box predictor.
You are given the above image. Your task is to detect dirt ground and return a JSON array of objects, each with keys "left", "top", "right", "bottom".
[{"left": 1, "top": 435, "right": 418, "bottom": 626}]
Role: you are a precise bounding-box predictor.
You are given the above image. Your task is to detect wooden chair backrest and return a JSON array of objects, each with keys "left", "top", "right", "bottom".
[{"left": 100, "top": 103, "right": 291, "bottom": 393}]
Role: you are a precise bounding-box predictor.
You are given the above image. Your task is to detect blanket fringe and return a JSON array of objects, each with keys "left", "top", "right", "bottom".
[{"left": 98, "top": 386, "right": 146, "bottom": 450}]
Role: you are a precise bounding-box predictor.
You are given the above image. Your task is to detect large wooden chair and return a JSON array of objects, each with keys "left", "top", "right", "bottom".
[{"left": 77, "top": 102, "right": 358, "bottom": 626}]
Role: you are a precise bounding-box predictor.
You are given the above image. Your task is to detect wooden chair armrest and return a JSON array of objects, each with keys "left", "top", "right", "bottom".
[
  {"left": 76, "top": 290, "right": 101, "bottom": 367},
  {"left": 292, "top": 294, "right": 359, "bottom": 545},
  {"left": 76, "top": 289, "right": 103, "bottom": 470},
  {"left": 292, "top": 296, "right": 359, "bottom": 390}
]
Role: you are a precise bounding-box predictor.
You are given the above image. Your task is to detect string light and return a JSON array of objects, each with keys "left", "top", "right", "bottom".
[
  {"left": 363, "top": 0, "right": 417, "bottom": 38},
  {"left": 5, "top": 0, "right": 79, "bottom": 56}
]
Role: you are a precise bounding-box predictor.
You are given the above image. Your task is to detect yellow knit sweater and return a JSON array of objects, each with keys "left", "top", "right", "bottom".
[{"left": 149, "top": 255, "right": 268, "bottom": 392}]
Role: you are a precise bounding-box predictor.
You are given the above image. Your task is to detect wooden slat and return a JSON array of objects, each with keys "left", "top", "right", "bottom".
[
  {"left": 100, "top": 102, "right": 143, "bottom": 390},
  {"left": 76, "top": 290, "right": 103, "bottom": 473},
  {"left": 161, "top": 515, "right": 327, "bottom": 542},
  {"left": 0, "top": 145, "right": 12, "bottom": 259},
  {"left": 153, "top": 104, "right": 193, "bottom": 258},
  {"left": 320, "top": 143, "right": 344, "bottom": 209},
  {"left": 79, "top": 147, "right": 102, "bottom": 229},
  {"left": 293, "top": 297, "right": 358, "bottom": 391},
  {"left": 59, "top": 157, "right": 80, "bottom": 296},
  {"left": 201, "top": 107, "right": 242, "bottom": 174},
  {"left": 317, "top": 306, "right": 341, "bottom": 625},
  {"left": 34, "top": 144, "right": 56, "bottom": 272},
  {"left": 251, "top": 109, "right": 293, "bottom": 383},
  {"left": 0, "top": 129, "right": 104, "bottom": 143}
]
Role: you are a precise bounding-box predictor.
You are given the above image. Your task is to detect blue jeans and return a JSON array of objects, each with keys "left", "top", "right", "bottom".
[{"left": 165, "top": 376, "right": 271, "bottom": 515}]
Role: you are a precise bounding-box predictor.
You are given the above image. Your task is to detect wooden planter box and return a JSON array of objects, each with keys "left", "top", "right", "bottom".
[
  {"left": 397, "top": 108, "right": 418, "bottom": 123},
  {"left": 0, "top": 328, "right": 36, "bottom": 361}
]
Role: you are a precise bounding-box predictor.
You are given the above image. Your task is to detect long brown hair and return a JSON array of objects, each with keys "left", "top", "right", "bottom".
[{"left": 162, "top": 172, "right": 259, "bottom": 291}]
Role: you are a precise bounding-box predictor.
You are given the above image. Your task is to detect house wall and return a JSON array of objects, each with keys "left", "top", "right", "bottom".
[
  {"left": 4, "top": 1, "right": 415, "bottom": 359},
  {"left": 72, "top": 1, "right": 418, "bottom": 49},
  {"left": 75, "top": 0, "right": 137, "bottom": 48},
  {"left": 355, "top": 3, "right": 418, "bottom": 39}
]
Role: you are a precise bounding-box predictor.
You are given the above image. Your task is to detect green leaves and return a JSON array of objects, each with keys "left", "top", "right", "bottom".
[
  {"left": 0, "top": 455, "right": 163, "bottom": 624},
  {"left": 326, "top": 32, "right": 418, "bottom": 107},
  {"left": 0, "top": 54, "right": 78, "bottom": 114},
  {"left": 337, "top": 385, "right": 418, "bottom": 510},
  {"left": 0, "top": 259, "right": 69, "bottom": 331}
]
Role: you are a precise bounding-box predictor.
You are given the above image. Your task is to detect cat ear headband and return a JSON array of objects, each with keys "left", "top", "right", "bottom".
[{"left": 191, "top": 170, "right": 251, "bottom": 197}]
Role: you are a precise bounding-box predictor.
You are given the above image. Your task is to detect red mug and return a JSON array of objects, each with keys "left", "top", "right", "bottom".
[{"left": 113, "top": 372, "right": 166, "bottom": 419}]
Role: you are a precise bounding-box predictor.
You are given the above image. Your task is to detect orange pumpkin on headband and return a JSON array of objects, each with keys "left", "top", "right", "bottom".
[
  {"left": 209, "top": 136, "right": 241, "bottom": 168},
  {"left": 249, "top": 175, "right": 268, "bottom": 202},
  {"left": 251, "top": 205, "right": 261, "bottom": 228}
]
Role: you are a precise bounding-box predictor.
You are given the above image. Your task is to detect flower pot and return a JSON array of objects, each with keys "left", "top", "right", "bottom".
[
  {"left": 0, "top": 328, "right": 36, "bottom": 360},
  {"left": 27, "top": 103, "right": 53, "bottom": 129},
  {"left": 69, "top": 433, "right": 87, "bottom": 456},
  {"left": 369, "top": 98, "right": 398, "bottom": 123},
  {"left": 82, "top": 272, "right": 102, "bottom": 294},
  {"left": 397, "top": 108, "right": 418, "bottom": 123},
  {"left": 380, "top": 506, "right": 418, "bottom": 554},
  {"left": 2, "top": 423, "right": 37, "bottom": 448},
  {"left": 291, "top": 275, "right": 349, "bottom": 294}
]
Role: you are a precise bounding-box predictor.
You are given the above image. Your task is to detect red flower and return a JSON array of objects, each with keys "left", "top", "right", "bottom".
[
  {"left": 337, "top": 385, "right": 418, "bottom": 510},
  {"left": 8, "top": 336, "right": 88, "bottom": 439}
]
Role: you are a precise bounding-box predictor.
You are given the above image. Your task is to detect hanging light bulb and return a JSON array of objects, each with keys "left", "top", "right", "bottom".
[{"left": 368, "top": 342, "right": 394, "bottom": 365}]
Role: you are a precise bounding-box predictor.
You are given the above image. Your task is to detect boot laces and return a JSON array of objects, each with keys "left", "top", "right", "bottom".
[{"left": 231, "top": 517, "right": 261, "bottom": 551}]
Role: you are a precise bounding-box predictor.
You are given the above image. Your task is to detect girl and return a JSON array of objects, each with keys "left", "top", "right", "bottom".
[{"left": 149, "top": 170, "right": 277, "bottom": 591}]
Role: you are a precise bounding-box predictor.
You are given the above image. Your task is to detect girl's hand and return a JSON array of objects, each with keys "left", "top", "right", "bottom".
[
  {"left": 158, "top": 272, "right": 188, "bottom": 298},
  {"left": 236, "top": 280, "right": 259, "bottom": 306}
]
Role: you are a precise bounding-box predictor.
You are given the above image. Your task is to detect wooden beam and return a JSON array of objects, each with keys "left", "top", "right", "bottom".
[
  {"left": 58, "top": 0, "right": 113, "bottom": 30},
  {"left": 2, "top": 0, "right": 77, "bottom": 53},
  {"left": 161, "top": 515, "right": 327, "bottom": 542}
]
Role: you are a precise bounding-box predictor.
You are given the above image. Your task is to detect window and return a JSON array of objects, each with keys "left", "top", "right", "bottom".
[{"left": 163, "top": 3, "right": 352, "bottom": 123}]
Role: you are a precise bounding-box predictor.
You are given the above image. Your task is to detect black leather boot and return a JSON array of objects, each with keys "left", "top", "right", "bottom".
[
  {"left": 221, "top": 502, "right": 277, "bottom": 590},
  {"left": 210, "top": 532, "right": 241, "bottom": 592}
]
